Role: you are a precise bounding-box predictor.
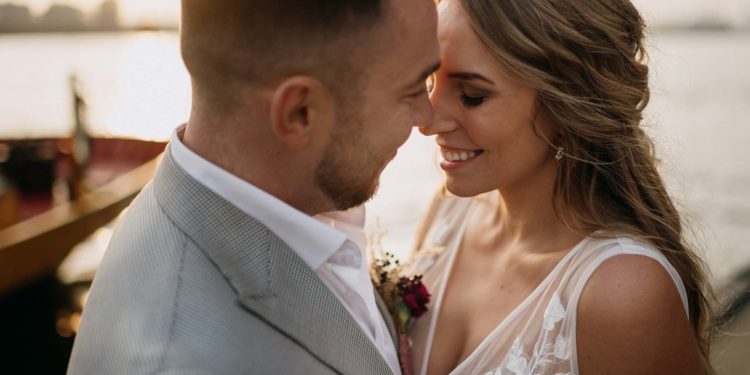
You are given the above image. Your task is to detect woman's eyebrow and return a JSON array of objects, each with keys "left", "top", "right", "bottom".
[{"left": 447, "top": 71, "right": 494, "bottom": 86}]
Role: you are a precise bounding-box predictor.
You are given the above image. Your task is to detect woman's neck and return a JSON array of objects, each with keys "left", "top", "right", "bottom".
[{"left": 484, "top": 163, "right": 582, "bottom": 254}]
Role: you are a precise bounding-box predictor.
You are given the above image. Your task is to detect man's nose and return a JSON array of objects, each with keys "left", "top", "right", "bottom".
[{"left": 413, "top": 94, "right": 434, "bottom": 129}]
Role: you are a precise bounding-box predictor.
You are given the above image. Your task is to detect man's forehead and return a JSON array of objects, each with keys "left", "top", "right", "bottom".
[
  {"left": 378, "top": 0, "right": 437, "bottom": 41},
  {"left": 376, "top": 0, "right": 440, "bottom": 87}
]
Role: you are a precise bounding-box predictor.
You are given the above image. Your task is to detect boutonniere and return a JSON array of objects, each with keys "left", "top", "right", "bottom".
[
  {"left": 371, "top": 252, "right": 431, "bottom": 330},
  {"left": 368, "top": 225, "right": 431, "bottom": 375}
]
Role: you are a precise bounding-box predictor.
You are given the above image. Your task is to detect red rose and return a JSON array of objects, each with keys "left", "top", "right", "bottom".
[
  {"left": 403, "top": 293, "right": 420, "bottom": 312},
  {"left": 399, "top": 277, "right": 431, "bottom": 318},
  {"left": 415, "top": 282, "right": 430, "bottom": 304}
]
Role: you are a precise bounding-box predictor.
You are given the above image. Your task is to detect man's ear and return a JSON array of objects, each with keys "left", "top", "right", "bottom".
[{"left": 269, "top": 76, "right": 332, "bottom": 150}]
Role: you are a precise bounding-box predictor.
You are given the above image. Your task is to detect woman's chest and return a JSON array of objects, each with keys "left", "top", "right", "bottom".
[{"left": 426, "top": 253, "right": 547, "bottom": 372}]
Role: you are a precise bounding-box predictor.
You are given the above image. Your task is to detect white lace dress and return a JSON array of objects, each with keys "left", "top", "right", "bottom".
[{"left": 407, "top": 194, "right": 690, "bottom": 375}]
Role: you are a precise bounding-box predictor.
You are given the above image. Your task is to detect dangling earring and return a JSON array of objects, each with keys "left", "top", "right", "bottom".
[{"left": 555, "top": 146, "right": 564, "bottom": 161}]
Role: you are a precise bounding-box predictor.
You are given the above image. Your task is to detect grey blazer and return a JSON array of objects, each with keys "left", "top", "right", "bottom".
[{"left": 67, "top": 146, "right": 398, "bottom": 375}]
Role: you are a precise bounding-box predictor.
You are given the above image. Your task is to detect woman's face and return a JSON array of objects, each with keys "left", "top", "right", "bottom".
[{"left": 422, "top": 1, "right": 559, "bottom": 197}]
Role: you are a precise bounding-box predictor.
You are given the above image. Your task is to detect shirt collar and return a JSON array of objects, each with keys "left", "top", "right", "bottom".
[
  {"left": 169, "top": 124, "right": 349, "bottom": 270},
  {"left": 315, "top": 205, "right": 367, "bottom": 258}
]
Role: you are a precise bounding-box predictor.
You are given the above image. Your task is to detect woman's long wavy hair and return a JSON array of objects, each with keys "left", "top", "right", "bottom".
[{"left": 456, "top": 0, "right": 714, "bottom": 366}]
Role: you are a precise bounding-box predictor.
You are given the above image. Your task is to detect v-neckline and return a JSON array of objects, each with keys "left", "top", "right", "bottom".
[{"left": 419, "top": 200, "right": 591, "bottom": 375}]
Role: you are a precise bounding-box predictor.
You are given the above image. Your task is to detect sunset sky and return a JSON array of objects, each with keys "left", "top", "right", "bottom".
[{"left": 10, "top": 0, "right": 750, "bottom": 27}]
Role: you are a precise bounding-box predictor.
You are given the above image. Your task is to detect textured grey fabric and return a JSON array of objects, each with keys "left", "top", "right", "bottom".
[
  {"left": 374, "top": 286, "right": 398, "bottom": 350},
  {"left": 67, "top": 146, "right": 395, "bottom": 375}
]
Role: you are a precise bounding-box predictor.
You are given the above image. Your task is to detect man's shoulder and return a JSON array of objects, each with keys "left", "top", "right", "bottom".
[
  {"left": 68, "top": 182, "right": 214, "bottom": 374},
  {"left": 80, "top": 182, "right": 195, "bottom": 326},
  {"left": 110, "top": 182, "right": 186, "bottom": 248}
]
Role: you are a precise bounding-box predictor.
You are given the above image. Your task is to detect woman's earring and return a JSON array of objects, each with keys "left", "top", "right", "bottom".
[{"left": 555, "top": 146, "right": 564, "bottom": 161}]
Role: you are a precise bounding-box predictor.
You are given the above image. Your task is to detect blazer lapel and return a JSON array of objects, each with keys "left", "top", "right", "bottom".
[
  {"left": 373, "top": 284, "right": 399, "bottom": 352},
  {"left": 238, "top": 237, "right": 393, "bottom": 375},
  {"left": 153, "top": 147, "right": 393, "bottom": 375}
]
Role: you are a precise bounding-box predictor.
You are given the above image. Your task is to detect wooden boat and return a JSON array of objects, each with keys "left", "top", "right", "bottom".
[{"left": 0, "top": 137, "right": 166, "bottom": 296}]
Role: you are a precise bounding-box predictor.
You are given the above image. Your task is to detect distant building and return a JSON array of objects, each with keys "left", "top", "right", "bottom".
[
  {"left": 91, "top": 0, "right": 120, "bottom": 31},
  {"left": 0, "top": 4, "right": 33, "bottom": 33},
  {"left": 37, "top": 4, "right": 86, "bottom": 32}
]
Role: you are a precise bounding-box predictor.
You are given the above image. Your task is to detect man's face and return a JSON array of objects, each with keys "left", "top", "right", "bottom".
[{"left": 315, "top": 0, "right": 441, "bottom": 210}]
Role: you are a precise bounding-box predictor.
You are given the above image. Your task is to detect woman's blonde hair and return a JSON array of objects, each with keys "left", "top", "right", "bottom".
[{"left": 456, "top": 0, "right": 713, "bottom": 364}]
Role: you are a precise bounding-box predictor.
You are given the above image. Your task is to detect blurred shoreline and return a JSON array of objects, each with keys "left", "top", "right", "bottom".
[
  {"left": 0, "top": 26, "right": 179, "bottom": 35},
  {"left": 0, "top": 1, "right": 176, "bottom": 35}
]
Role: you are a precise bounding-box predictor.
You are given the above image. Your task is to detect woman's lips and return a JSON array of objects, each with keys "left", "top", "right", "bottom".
[{"left": 439, "top": 147, "right": 484, "bottom": 171}]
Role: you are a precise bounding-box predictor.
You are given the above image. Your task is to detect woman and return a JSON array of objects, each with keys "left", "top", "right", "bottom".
[{"left": 407, "top": 0, "right": 712, "bottom": 374}]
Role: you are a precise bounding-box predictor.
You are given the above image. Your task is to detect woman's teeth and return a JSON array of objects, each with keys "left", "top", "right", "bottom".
[{"left": 442, "top": 150, "right": 482, "bottom": 162}]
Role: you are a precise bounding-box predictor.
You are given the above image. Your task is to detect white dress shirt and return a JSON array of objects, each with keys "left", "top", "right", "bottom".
[{"left": 170, "top": 126, "right": 401, "bottom": 374}]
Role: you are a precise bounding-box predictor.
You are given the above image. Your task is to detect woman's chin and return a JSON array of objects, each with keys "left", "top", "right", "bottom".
[{"left": 444, "top": 178, "right": 489, "bottom": 198}]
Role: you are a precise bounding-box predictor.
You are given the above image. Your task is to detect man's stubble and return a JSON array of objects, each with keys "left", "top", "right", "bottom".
[{"left": 314, "top": 104, "right": 388, "bottom": 211}]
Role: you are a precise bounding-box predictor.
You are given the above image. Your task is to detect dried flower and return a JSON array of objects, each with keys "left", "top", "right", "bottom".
[
  {"left": 370, "top": 251, "right": 431, "bottom": 332},
  {"left": 367, "top": 222, "right": 431, "bottom": 375}
]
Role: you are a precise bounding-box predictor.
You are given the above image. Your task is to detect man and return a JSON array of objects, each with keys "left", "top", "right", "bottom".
[{"left": 67, "top": 0, "right": 439, "bottom": 374}]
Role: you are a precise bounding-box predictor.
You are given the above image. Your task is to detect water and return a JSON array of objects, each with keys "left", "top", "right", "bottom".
[
  {"left": 0, "top": 32, "right": 190, "bottom": 140},
  {"left": 645, "top": 31, "right": 750, "bottom": 283},
  {"left": 1, "top": 31, "right": 748, "bottom": 283}
]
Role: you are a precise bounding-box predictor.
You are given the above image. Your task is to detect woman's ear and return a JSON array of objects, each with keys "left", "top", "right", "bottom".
[{"left": 269, "top": 76, "right": 333, "bottom": 150}]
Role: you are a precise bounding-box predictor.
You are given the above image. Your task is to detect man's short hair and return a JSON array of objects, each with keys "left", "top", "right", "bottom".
[{"left": 181, "top": 0, "right": 386, "bottom": 114}]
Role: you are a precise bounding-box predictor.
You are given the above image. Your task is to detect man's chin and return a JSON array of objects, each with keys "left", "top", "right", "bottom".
[
  {"left": 330, "top": 180, "right": 380, "bottom": 211},
  {"left": 315, "top": 153, "right": 389, "bottom": 210}
]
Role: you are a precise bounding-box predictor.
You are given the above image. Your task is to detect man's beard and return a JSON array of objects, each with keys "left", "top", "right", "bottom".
[{"left": 314, "top": 114, "right": 385, "bottom": 211}]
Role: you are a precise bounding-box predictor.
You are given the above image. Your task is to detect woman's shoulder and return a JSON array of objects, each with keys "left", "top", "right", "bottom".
[
  {"left": 571, "top": 233, "right": 703, "bottom": 374},
  {"left": 571, "top": 232, "right": 689, "bottom": 313},
  {"left": 570, "top": 234, "right": 680, "bottom": 279},
  {"left": 577, "top": 238, "right": 686, "bottom": 313}
]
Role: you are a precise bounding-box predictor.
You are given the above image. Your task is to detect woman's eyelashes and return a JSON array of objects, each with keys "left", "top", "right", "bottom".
[
  {"left": 427, "top": 74, "right": 489, "bottom": 107},
  {"left": 460, "top": 92, "right": 487, "bottom": 107},
  {"left": 458, "top": 82, "right": 489, "bottom": 107}
]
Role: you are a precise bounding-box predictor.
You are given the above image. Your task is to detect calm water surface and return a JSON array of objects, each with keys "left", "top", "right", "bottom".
[{"left": 1, "top": 31, "right": 748, "bottom": 283}]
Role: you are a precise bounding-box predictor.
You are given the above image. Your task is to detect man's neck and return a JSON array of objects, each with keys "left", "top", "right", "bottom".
[{"left": 181, "top": 120, "right": 336, "bottom": 216}]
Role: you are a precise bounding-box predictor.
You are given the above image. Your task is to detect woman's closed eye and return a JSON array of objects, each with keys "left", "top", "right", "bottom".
[{"left": 461, "top": 93, "right": 487, "bottom": 107}]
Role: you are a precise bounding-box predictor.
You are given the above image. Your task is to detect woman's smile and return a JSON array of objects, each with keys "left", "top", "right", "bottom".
[{"left": 439, "top": 146, "right": 484, "bottom": 171}]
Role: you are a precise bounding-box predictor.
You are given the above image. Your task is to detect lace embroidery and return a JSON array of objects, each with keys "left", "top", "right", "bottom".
[{"left": 482, "top": 292, "right": 571, "bottom": 375}]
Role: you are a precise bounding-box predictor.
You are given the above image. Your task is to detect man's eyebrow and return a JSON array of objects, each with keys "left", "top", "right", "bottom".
[
  {"left": 447, "top": 71, "right": 494, "bottom": 85},
  {"left": 413, "top": 62, "right": 441, "bottom": 86}
]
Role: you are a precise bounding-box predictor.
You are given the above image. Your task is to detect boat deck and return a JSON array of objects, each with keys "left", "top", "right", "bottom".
[{"left": 0, "top": 137, "right": 166, "bottom": 295}]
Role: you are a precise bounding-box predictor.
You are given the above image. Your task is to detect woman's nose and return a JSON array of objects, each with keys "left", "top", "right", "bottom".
[{"left": 420, "top": 88, "right": 459, "bottom": 136}]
